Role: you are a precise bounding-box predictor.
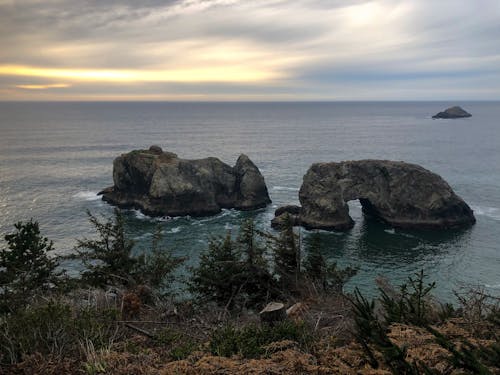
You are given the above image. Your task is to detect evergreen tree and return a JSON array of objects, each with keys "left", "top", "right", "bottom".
[
  {"left": 304, "top": 232, "right": 357, "bottom": 293},
  {"left": 134, "top": 226, "right": 184, "bottom": 293},
  {"left": 190, "top": 221, "right": 278, "bottom": 309},
  {"left": 237, "top": 219, "right": 278, "bottom": 306},
  {"left": 73, "top": 210, "right": 182, "bottom": 291},
  {"left": 0, "top": 220, "right": 62, "bottom": 313},
  {"left": 74, "top": 209, "right": 137, "bottom": 287},
  {"left": 303, "top": 232, "right": 327, "bottom": 289},
  {"left": 272, "top": 214, "right": 301, "bottom": 290},
  {"left": 189, "top": 232, "right": 244, "bottom": 307}
]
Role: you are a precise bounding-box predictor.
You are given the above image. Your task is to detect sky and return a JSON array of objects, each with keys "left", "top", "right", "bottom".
[{"left": 1, "top": 0, "right": 500, "bottom": 101}]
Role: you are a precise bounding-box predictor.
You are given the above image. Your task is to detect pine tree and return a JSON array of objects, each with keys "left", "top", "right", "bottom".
[
  {"left": 303, "top": 232, "right": 327, "bottom": 289},
  {"left": 73, "top": 210, "right": 182, "bottom": 291},
  {"left": 189, "top": 231, "right": 244, "bottom": 307},
  {"left": 303, "top": 232, "right": 357, "bottom": 293},
  {"left": 74, "top": 209, "right": 137, "bottom": 287},
  {"left": 0, "top": 220, "right": 62, "bottom": 313},
  {"left": 273, "top": 214, "right": 301, "bottom": 290}
]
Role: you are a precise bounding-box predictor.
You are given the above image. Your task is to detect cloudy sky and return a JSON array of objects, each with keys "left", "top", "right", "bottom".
[{"left": 1, "top": 0, "right": 499, "bottom": 101}]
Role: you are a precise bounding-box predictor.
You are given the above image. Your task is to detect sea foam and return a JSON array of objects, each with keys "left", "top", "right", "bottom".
[{"left": 73, "top": 191, "right": 100, "bottom": 201}]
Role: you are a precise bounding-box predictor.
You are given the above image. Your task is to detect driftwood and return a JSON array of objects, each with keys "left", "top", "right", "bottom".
[{"left": 260, "top": 302, "right": 286, "bottom": 325}]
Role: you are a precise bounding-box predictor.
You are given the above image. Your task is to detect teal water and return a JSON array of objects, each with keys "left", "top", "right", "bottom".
[{"left": 0, "top": 101, "right": 499, "bottom": 300}]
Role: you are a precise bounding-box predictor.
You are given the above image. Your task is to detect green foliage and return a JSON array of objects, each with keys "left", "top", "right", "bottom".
[
  {"left": 303, "top": 232, "right": 357, "bottom": 293},
  {"left": 272, "top": 214, "right": 301, "bottom": 288},
  {"left": 349, "top": 288, "right": 424, "bottom": 374},
  {"left": 134, "top": 226, "right": 185, "bottom": 294},
  {"left": 428, "top": 326, "right": 492, "bottom": 374},
  {"left": 74, "top": 210, "right": 137, "bottom": 287},
  {"left": 0, "top": 301, "right": 119, "bottom": 364},
  {"left": 380, "top": 270, "right": 436, "bottom": 326},
  {"left": 209, "top": 320, "right": 312, "bottom": 358},
  {"left": 189, "top": 220, "right": 277, "bottom": 309},
  {"left": 73, "top": 210, "right": 182, "bottom": 292},
  {"left": 189, "top": 232, "right": 245, "bottom": 306},
  {"left": 154, "top": 327, "right": 197, "bottom": 360},
  {"left": 0, "top": 220, "right": 63, "bottom": 313},
  {"left": 169, "top": 340, "right": 197, "bottom": 360}
]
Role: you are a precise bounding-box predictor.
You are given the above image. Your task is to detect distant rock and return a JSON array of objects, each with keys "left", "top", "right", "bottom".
[
  {"left": 432, "top": 106, "right": 471, "bottom": 119},
  {"left": 100, "top": 147, "right": 271, "bottom": 217},
  {"left": 273, "top": 160, "right": 475, "bottom": 230}
]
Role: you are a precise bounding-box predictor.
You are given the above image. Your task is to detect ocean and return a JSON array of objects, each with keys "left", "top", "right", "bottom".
[{"left": 0, "top": 101, "right": 499, "bottom": 300}]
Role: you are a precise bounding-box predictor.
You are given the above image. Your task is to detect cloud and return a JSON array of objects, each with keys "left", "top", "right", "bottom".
[
  {"left": 1, "top": 0, "right": 499, "bottom": 100},
  {"left": 15, "top": 83, "right": 70, "bottom": 90}
]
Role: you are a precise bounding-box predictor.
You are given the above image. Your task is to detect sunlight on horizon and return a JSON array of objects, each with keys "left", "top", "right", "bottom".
[{"left": 0, "top": 64, "right": 284, "bottom": 85}]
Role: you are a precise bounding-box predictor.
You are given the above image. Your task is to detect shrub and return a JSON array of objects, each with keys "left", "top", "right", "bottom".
[
  {"left": 380, "top": 270, "right": 436, "bottom": 326},
  {"left": 0, "top": 301, "right": 120, "bottom": 364},
  {"left": 209, "top": 320, "right": 312, "bottom": 358},
  {"left": 0, "top": 220, "right": 63, "bottom": 313},
  {"left": 189, "top": 221, "right": 278, "bottom": 309},
  {"left": 303, "top": 232, "right": 357, "bottom": 293},
  {"left": 73, "top": 210, "right": 182, "bottom": 293}
]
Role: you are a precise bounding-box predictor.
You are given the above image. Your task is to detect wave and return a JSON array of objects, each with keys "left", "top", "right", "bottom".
[
  {"left": 485, "top": 283, "right": 500, "bottom": 289},
  {"left": 73, "top": 191, "right": 100, "bottom": 201},
  {"left": 384, "top": 229, "right": 396, "bottom": 235},
  {"left": 471, "top": 205, "right": 500, "bottom": 221},
  {"left": 192, "top": 209, "right": 238, "bottom": 225},
  {"left": 166, "top": 227, "right": 181, "bottom": 234},
  {"left": 132, "top": 209, "right": 149, "bottom": 220},
  {"left": 272, "top": 186, "right": 299, "bottom": 191}
]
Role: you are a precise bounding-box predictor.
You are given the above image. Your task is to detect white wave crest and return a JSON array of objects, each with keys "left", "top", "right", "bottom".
[
  {"left": 73, "top": 191, "right": 100, "bottom": 201},
  {"left": 272, "top": 186, "right": 299, "bottom": 191},
  {"left": 166, "top": 227, "right": 181, "bottom": 234},
  {"left": 132, "top": 209, "right": 148, "bottom": 220},
  {"left": 472, "top": 205, "right": 500, "bottom": 221}
]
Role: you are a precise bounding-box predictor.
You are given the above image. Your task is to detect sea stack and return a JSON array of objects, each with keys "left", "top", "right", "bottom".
[
  {"left": 432, "top": 106, "right": 472, "bottom": 119},
  {"left": 272, "top": 160, "right": 476, "bottom": 231},
  {"left": 100, "top": 146, "right": 271, "bottom": 217}
]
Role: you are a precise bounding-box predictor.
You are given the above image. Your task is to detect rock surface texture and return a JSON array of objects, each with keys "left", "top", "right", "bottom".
[
  {"left": 100, "top": 146, "right": 271, "bottom": 217},
  {"left": 273, "top": 160, "right": 475, "bottom": 231},
  {"left": 432, "top": 106, "right": 472, "bottom": 119}
]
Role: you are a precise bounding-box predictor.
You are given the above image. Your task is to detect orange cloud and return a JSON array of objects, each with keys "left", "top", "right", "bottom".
[{"left": 15, "top": 83, "right": 71, "bottom": 90}]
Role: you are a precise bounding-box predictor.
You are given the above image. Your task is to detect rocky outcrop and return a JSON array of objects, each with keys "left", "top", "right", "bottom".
[
  {"left": 271, "top": 205, "right": 301, "bottom": 229},
  {"left": 100, "top": 146, "right": 271, "bottom": 217},
  {"left": 273, "top": 160, "right": 475, "bottom": 230},
  {"left": 432, "top": 106, "right": 471, "bottom": 119}
]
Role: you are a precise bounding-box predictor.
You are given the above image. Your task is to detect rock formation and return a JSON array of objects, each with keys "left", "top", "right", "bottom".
[
  {"left": 432, "top": 106, "right": 471, "bottom": 119},
  {"left": 100, "top": 146, "right": 271, "bottom": 217},
  {"left": 273, "top": 160, "right": 475, "bottom": 231}
]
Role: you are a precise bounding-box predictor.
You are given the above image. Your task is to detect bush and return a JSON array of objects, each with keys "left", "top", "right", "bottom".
[
  {"left": 73, "top": 210, "right": 182, "bottom": 293},
  {"left": 0, "top": 220, "right": 63, "bottom": 313},
  {"left": 303, "top": 232, "right": 357, "bottom": 293},
  {"left": 209, "top": 320, "right": 312, "bottom": 358},
  {"left": 0, "top": 301, "right": 120, "bottom": 364},
  {"left": 189, "top": 221, "right": 278, "bottom": 309},
  {"left": 379, "top": 270, "right": 436, "bottom": 326}
]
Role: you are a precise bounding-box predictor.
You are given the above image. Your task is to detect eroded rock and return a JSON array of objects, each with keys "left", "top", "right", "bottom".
[
  {"left": 100, "top": 147, "right": 271, "bottom": 217},
  {"left": 273, "top": 160, "right": 475, "bottom": 230}
]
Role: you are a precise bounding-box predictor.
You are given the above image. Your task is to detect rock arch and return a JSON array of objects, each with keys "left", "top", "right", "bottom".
[{"left": 273, "top": 160, "right": 475, "bottom": 231}]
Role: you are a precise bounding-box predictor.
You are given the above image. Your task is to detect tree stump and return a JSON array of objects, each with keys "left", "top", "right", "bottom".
[{"left": 259, "top": 302, "right": 286, "bottom": 325}]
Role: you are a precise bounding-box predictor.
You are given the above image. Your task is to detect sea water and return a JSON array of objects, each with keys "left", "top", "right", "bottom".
[{"left": 0, "top": 101, "right": 499, "bottom": 299}]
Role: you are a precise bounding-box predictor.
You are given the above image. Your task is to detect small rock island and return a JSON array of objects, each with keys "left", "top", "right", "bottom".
[
  {"left": 100, "top": 146, "right": 271, "bottom": 217},
  {"left": 432, "top": 106, "right": 472, "bottom": 119},
  {"left": 273, "top": 160, "right": 476, "bottom": 231}
]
